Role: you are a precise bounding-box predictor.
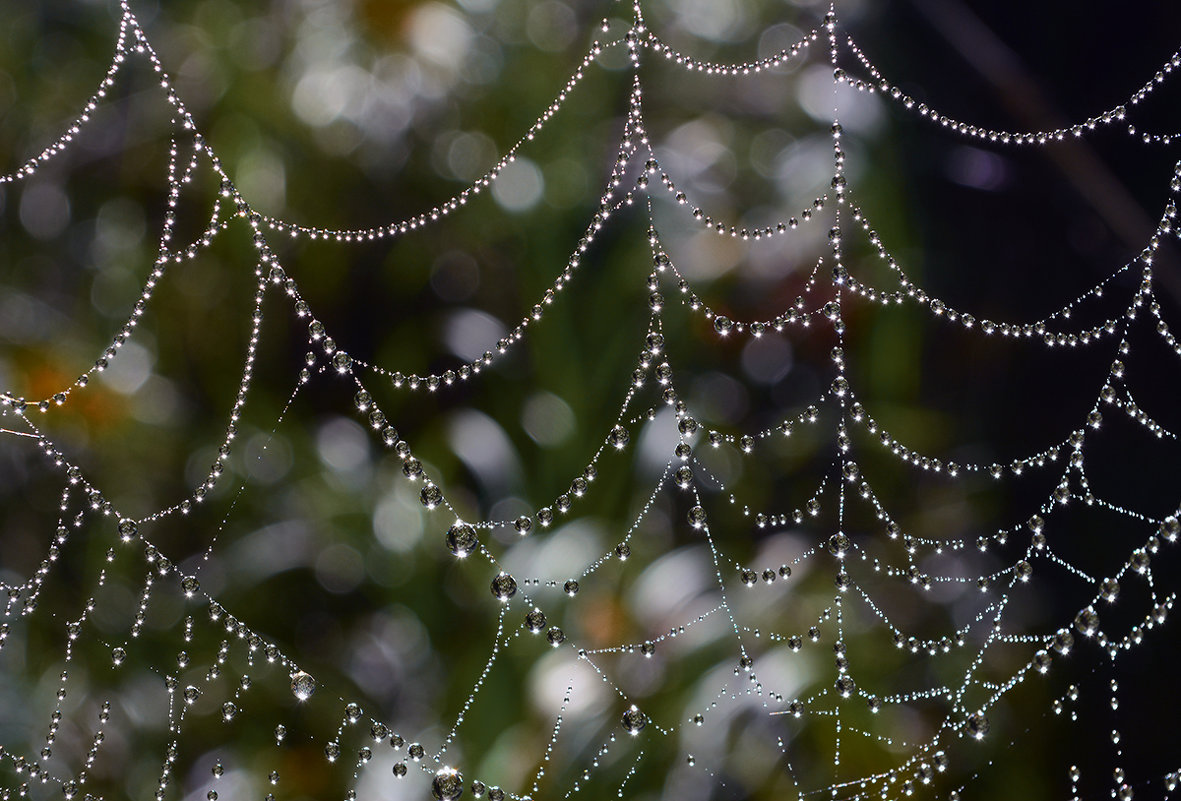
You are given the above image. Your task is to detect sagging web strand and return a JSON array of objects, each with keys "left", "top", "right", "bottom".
[{"left": 2, "top": 2, "right": 1181, "bottom": 801}]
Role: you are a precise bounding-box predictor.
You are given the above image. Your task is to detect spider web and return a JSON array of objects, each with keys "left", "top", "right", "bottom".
[{"left": 2, "top": 2, "right": 1181, "bottom": 801}]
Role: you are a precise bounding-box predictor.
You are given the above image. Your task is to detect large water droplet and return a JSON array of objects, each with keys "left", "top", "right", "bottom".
[
  {"left": 118, "top": 519, "right": 138, "bottom": 543},
  {"left": 966, "top": 712, "right": 989, "bottom": 740},
  {"left": 446, "top": 523, "right": 478, "bottom": 557},
  {"left": 432, "top": 768, "right": 464, "bottom": 801},
  {"left": 421, "top": 484, "right": 443, "bottom": 509},
  {"left": 491, "top": 573, "right": 517, "bottom": 601},
  {"left": 1074, "top": 607, "right": 1099, "bottom": 637},
  {"left": 621, "top": 705, "right": 646, "bottom": 734},
  {"left": 828, "top": 533, "right": 850, "bottom": 558},
  {"left": 291, "top": 671, "right": 316, "bottom": 701}
]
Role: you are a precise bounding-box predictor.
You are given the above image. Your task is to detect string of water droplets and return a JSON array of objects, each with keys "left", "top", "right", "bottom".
[{"left": 2, "top": 2, "right": 1181, "bottom": 801}]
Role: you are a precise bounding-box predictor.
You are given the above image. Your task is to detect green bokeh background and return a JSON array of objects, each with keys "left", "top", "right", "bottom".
[{"left": 2, "top": 1, "right": 1181, "bottom": 800}]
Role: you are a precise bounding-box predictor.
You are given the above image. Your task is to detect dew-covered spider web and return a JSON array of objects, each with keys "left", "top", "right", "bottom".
[{"left": 2, "top": 1, "right": 1181, "bottom": 800}]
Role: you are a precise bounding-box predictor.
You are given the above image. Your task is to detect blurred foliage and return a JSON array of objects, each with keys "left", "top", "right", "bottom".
[{"left": 2, "top": 1, "right": 1181, "bottom": 800}]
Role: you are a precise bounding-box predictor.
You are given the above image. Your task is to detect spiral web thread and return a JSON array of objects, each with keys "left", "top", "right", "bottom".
[{"left": 2, "top": 2, "right": 1181, "bottom": 801}]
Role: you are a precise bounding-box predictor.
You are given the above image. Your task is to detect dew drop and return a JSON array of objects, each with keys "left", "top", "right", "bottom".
[
  {"left": 445, "top": 523, "right": 478, "bottom": 558},
  {"left": 420, "top": 484, "right": 443, "bottom": 509},
  {"left": 621, "top": 705, "right": 646, "bottom": 734},
  {"left": 491, "top": 573, "right": 517, "bottom": 602},
  {"left": 432, "top": 768, "right": 464, "bottom": 801},
  {"left": 966, "top": 712, "right": 989, "bottom": 740},
  {"left": 1130, "top": 549, "right": 1150, "bottom": 573},
  {"left": 381, "top": 425, "right": 399, "bottom": 446},
  {"left": 1053, "top": 628, "right": 1075, "bottom": 654},
  {"left": 1074, "top": 607, "right": 1099, "bottom": 637},
  {"left": 828, "top": 533, "right": 850, "bottom": 558},
  {"left": 118, "top": 519, "right": 138, "bottom": 543},
  {"left": 290, "top": 671, "right": 316, "bottom": 701}
]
